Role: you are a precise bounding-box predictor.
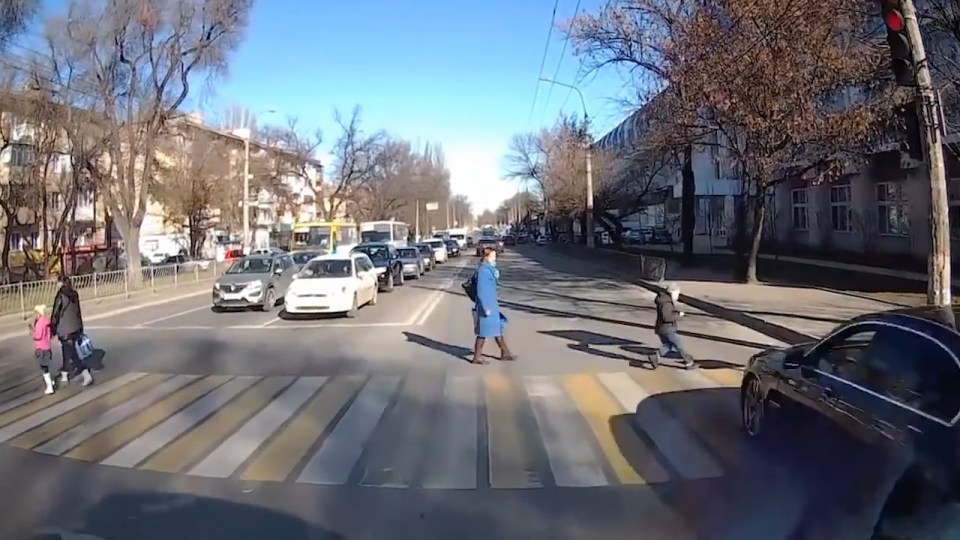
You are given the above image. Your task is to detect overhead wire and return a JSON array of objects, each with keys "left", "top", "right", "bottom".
[
  {"left": 539, "top": 0, "right": 582, "bottom": 126},
  {"left": 527, "top": 0, "right": 562, "bottom": 127}
]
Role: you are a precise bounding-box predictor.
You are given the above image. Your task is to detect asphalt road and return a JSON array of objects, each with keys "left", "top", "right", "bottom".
[{"left": 0, "top": 249, "right": 904, "bottom": 540}]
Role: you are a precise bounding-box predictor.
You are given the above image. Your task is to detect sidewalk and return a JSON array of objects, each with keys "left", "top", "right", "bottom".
[{"left": 537, "top": 244, "right": 902, "bottom": 345}]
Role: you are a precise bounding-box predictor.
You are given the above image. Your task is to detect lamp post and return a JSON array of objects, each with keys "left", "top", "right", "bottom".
[
  {"left": 234, "top": 109, "right": 276, "bottom": 253},
  {"left": 539, "top": 78, "right": 593, "bottom": 247}
]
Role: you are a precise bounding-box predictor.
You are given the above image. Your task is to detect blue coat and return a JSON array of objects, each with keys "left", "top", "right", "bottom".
[{"left": 473, "top": 262, "right": 506, "bottom": 337}]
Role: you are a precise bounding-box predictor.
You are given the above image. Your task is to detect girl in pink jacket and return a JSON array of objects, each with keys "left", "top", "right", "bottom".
[{"left": 30, "top": 305, "right": 54, "bottom": 395}]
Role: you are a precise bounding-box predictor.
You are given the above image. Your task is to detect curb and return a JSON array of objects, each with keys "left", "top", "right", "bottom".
[
  {"left": 0, "top": 288, "right": 209, "bottom": 343},
  {"left": 535, "top": 244, "right": 816, "bottom": 346}
]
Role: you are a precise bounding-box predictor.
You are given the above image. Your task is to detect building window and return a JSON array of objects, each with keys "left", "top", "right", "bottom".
[
  {"left": 7, "top": 233, "right": 20, "bottom": 251},
  {"left": 830, "top": 185, "right": 852, "bottom": 232},
  {"left": 791, "top": 189, "right": 808, "bottom": 230},
  {"left": 877, "top": 182, "right": 909, "bottom": 235},
  {"left": 9, "top": 144, "right": 33, "bottom": 167},
  {"left": 76, "top": 189, "right": 94, "bottom": 207},
  {"left": 46, "top": 192, "right": 62, "bottom": 210}
]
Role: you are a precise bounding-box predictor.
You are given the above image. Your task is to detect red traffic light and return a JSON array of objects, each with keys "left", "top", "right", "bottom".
[{"left": 884, "top": 10, "right": 905, "bottom": 32}]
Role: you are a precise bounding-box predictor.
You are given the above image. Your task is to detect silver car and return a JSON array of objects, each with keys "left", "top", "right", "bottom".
[
  {"left": 212, "top": 253, "right": 297, "bottom": 312},
  {"left": 396, "top": 247, "right": 424, "bottom": 279}
]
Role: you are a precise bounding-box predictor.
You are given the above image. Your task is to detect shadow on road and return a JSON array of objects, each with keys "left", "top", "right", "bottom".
[
  {"left": 35, "top": 490, "right": 339, "bottom": 540},
  {"left": 401, "top": 331, "right": 498, "bottom": 363}
]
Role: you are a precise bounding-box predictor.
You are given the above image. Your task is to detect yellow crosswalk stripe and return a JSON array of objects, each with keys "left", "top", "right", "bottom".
[
  {"left": 10, "top": 374, "right": 168, "bottom": 450},
  {"left": 699, "top": 368, "right": 744, "bottom": 388},
  {"left": 240, "top": 375, "right": 365, "bottom": 482},
  {"left": 140, "top": 376, "right": 293, "bottom": 473},
  {"left": 65, "top": 375, "right": 231, "bottom": 462},
  {"left": 0, "top": 380, "right": 92, "bottom": 428},
  {"left": 563, "top": 373, "right": 669, "bottom": 485}
]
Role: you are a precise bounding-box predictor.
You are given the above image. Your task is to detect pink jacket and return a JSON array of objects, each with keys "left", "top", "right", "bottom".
[{"left": 32, "top": 314, "right": 52, "bottom": 351}]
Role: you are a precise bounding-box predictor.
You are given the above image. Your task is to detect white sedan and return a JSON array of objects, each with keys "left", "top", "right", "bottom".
[
  {"left": 425, "top": 239, "right": 448, "bottom": 263},
  {"left": 282, "top": 253, "right": 379, "bottom": 317}
]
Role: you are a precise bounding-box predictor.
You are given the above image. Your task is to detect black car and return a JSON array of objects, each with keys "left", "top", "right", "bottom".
[
  {"left": 444, "top": 239, "right": 461, "bottom": 257},
  {"left": 741, "top": 305, "right": 960, "bottom": 534},
  {"left": 414, "top": 243, "right": 436, "bottom": 271},
  {"left": 291, "top": 250, "right": 322, "bottom": 269},
  {"left": 475, "top": 237, "right": 501, "bottom": 256},
  {"left": 351, "top": 243, "right": 404, "bottom": 292}
]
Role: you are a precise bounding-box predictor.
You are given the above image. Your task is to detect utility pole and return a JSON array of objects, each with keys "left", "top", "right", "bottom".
[
  {"left": 887, "top": 0, "right": 951, "bottom": 305},
  {"left": 539, "top": 77, "right": 594, "bottom": 248},
  {"left": 415, "top": 199, "right": 420, "bottom": 241},
  {"left": 242, "top": 135, "right": 251, "bottom": 254}
]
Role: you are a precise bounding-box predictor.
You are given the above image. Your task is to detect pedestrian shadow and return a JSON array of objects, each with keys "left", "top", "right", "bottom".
[
  {"left": 401, "top": 331, "right": 496, "bottom": 363},
  {"left": 52, "top": 490, "right": 342, "bottom": 539},
  {"left": 86, "top": 348, "right": 106, "bottom": 371}
]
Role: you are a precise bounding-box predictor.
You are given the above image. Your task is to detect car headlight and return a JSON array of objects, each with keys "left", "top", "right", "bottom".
[
  {"left": 213, "top": 282, "right": 220, "bottom": 290},
  {"left": 247, "top": 280, "right": 263, "bottom": 291},
  {"left": 374, "top": 267, "right": 387, "bottom": 275}
]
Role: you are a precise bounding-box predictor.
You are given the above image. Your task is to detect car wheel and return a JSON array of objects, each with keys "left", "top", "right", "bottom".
[
  {"left": 346, "top": 294, "right": 358, "bottom": 318},
  {"left": 385, "top": 271, "right": 395, "bottom": 292},
  {"left": 369, "top": 287, "right": 378, "bottom": 306},
  {"left": 741, "top": 375, "right": 766, "bottom": 437},
  {"left": 259, "top": 289, "right": 276, "bottom": 312},
  {"left": 398, "top": 269, "right": 404, "bottom": 285}
]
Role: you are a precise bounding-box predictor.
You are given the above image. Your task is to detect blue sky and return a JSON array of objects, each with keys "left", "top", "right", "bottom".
[{"left": 205, "top": 0, "right": 636, "bottom": 213}]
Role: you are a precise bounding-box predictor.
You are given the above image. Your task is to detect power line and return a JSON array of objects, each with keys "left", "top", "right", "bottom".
[
  {"left": 539, "top": 0, "right": 582, "bottom": 126},
  {"left": 527, "top": 0, "right": 562, "bottom": 126}
]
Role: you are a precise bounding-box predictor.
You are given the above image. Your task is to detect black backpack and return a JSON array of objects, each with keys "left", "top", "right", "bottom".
[{"left": 461, "top": 271, "right": 478, "bottom": 302}]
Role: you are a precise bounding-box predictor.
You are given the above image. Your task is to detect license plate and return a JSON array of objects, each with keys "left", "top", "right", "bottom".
[{"left": 221, "top": 293, "right": 244, "bottom": 301}]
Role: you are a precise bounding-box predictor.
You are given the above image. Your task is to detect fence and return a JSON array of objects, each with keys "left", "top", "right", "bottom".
[{"left": 0, "top": 259, "right": 229, "bottom": 319}]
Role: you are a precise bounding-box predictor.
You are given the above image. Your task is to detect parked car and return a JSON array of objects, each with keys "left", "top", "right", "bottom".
[
  {"left": 282, "top": 252, "right": 378, "bottom": 318},
  {"left": 291, "top": 250, "right": 323, "bottom": 269},
  {"left": 741, "top": 305, "right": 960, "bottom": 534},
  {"left": 425, "top": 239, "right": 448, "bottom": 263},
  {"left": 397, "top": 247, "right": 425, "bottom": 279},
  {"left": 212, "top": 252, "right": 297, "bottom": 312},
  {"left": 475, "top": 237, "right": 502, "bottom": 256},
  {"left": 444, "top": 239, "right": 461, "bottom": 258},
  {"left": 414, "top": 243, "right": 436, "bottom": 271},
  {"left": 351, "top": 242, "right": 404, "bottom": 292},
  {"left": 160, "top": 253, "right": 210, "bottom": 272}
]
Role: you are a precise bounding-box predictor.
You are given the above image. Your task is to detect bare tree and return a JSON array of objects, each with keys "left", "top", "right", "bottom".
[
  {"left": 0, "top": 0, "right": 37, "bottom": 45},
  {"left": 253, "top": 118, "right": 323, "bottom": 224},
  {"left": 153, "top": 129, "right": 231, "bottom": 256},
  {"left": 449, "top": 194, "right": 473, "bottom": 228},
  {"left": 43, "top": 0, "right": 254, "bottom": 277},
  {"left": 319, "top": 106, "right": 385, "bottom": 221},
  {"left": 477, "top": 209, "right": 496, "bottom": 226}
]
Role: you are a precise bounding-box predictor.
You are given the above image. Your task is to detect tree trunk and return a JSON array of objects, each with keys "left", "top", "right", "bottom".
[
  {"left": 1, "top": 221, "right": 10, "bottom": 283},
  {"left": 741, "top": 193, "right": 766, "bottom": 284},
  {"left": 680, "top": 145, "right": 696, "bottom": 262}
]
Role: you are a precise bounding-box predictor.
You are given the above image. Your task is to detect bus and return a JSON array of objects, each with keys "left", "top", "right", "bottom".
[
  {"left": 291, "top": 220, "right": 360, "bottom": 254},
  {"left": 359, "top": 221, "right": 409, "bottom": 247}
]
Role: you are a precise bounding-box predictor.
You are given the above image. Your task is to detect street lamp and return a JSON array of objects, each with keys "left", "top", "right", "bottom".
[
  {"left": 539, "top": 78, "right": 594, "bottom": 248},
  {"left": 233, "top": 108, "right": 277, "bottom": 253}
]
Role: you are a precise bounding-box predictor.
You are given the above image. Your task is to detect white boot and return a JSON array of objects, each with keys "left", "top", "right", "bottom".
[
  {"left": 42, "top": 373, "right": 54, "bottom": 395},
  {"left": 59, "top": 371, "right": 69, "bottom": 385},
  {"left": 80, "top": 369, "right": 93, "bottom": 387}
]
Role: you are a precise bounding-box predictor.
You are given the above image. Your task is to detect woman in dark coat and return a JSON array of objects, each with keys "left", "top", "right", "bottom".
[
  {"left": 50, "top": 275, "right": 94, "bottom": 386},
  {"left": 471, "top": 247, "right": 516, "bottom": 364}
]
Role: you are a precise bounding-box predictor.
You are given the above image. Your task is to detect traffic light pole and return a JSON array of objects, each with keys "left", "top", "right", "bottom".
[{"left": 900, "top": 0, "right": 951, "bottom": 305}]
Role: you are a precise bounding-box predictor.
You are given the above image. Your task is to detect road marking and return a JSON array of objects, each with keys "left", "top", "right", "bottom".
[
  {"left": 10, "top": 374, "right": 167, "bottom": 450},
  {"left": 259, "top": 315, "right": 283, "bottom": 327},
  {"left": 597, "top": 372, "right": 723, "bottom": 480},
  {"left": 99, "top": 376, "right": 257, "bottom": 468},
  {"left": 189, "top": 376, "right": 326, "bottom": 478},
  {"left": 296, "top": 375, "right": 401, "bottom": 486},
  {"left": 485, "top": 374, "right": 546, "bottom": 489},
  {"left": 143, "top": 376, "right": 292, "bottom": 473},
  {"left": 421, "top": 375, "right": 480, "bottom": 490},
  {"left": 523, "top": 375, "right": 609, "bottom": 487},
  {"left": 85, "top": 322, "right": 411, "bottom": 330},
  {"left": 0, "top": 385, "right": 43, "bottom": 415},
  {"left": 240, "top": 375, "right": 364, "bottom": 482},
  {"left": 135, "top": 305, "right": 210, "bottom": 327},
  {"left": 361, "top": 371, "right": 444, "bottom": 488},
  {"left": 699, "top": 367, "right": 744, "bottom": 388},
  {"left": 0, "top": 371, "right": 35, "bottom": 393},
  {"left": 564, "top": 373, "right": 668, "bottom": 485},
  {"left": 410, "top": 258, "right": 471, "bottom": 325},
  {"left": 630, "top": 368, "right": 744, "bottom": 467},
  {"left": 34, "top": 375, "right": 200, "bottom": 456},
  {"left": 0, "top": 373, "right": 146, "bottom": 442}
]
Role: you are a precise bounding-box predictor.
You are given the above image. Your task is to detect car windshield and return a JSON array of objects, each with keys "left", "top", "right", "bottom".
[
  {"left": 427, "top": 240, "right": 443, "bottom": 248},
  {"left": 355, "top": 245, "right": 390, "bottom": 260},
  {"left": 292, "top": 252, "right": 320, "bottom": 264},
  {"left": 416, "top": 245, "right": 431, "bottom": 254},
  {"left": 226, "top": 258, "right": 273, "bottom": 274},
  {"left": 398, "top": 248, "right": 419, "bottom": 258},
  {"left": 299, "top": 259, "right": 352, "bottom": 278}
]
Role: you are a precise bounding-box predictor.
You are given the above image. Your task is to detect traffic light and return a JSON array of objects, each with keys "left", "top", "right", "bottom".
[{"left": 881, "top": 0, "right": 917, "bottom": 86}]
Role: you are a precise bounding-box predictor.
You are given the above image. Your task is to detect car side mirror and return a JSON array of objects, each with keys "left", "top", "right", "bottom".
[{"left": 274, "top": 267, "right": 283, "bottom": 275}]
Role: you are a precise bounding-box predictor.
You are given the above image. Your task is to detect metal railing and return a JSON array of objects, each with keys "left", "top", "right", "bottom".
[{"left": 0, "top": 259, "right": 231, "bottom": 318}]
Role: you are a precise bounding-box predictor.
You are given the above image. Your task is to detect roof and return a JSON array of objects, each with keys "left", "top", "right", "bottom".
[
  {"left": 315, "top": 253, "right": 358, "bottom": 260},
  {"left": 852, "top": 305, "right": 960, "bottom": 347}
]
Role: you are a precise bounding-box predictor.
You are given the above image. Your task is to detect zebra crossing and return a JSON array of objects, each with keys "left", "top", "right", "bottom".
[{"left": 0, "top": 365, "right": 746, "bottom": 489}]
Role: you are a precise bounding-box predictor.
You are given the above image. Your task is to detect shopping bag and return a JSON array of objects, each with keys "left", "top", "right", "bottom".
[{"left": 76, "top": 333, "right": 94, "bottom": 360}]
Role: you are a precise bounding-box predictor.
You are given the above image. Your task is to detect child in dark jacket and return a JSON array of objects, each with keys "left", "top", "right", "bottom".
[{"left": 652, "top": 284, "right": 696, "bottom": 370}]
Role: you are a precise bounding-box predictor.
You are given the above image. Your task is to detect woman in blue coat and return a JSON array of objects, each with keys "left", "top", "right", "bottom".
[{"left": 471, "top": 246, "right": 516, "bottom": 364}]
